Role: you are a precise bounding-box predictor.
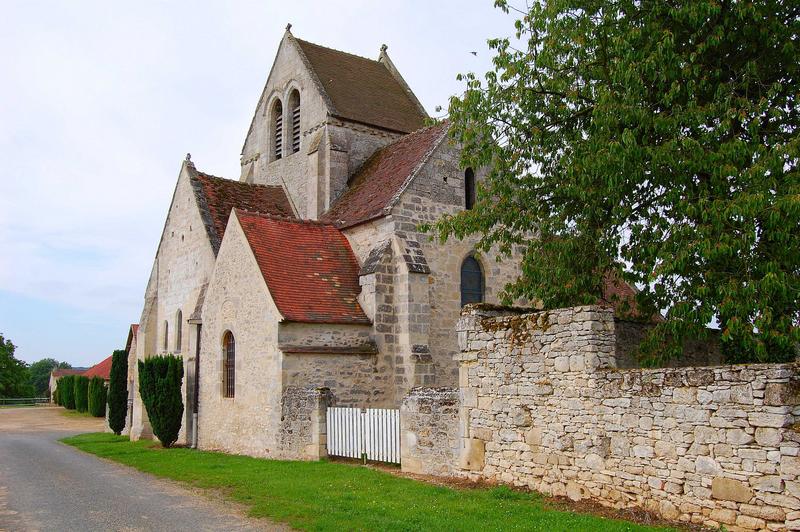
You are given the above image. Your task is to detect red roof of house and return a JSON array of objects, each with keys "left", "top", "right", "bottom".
[
  {"left": 235, "top": 210, "right": 370, "bottom": 324},
  {"left": 320, "top": 123, "right": 449, "bottom": 228},
  {"left": 190, "top": 168, "right": 295, "bottom": 254},
  {"left": 601, "top": 273, "right": 662, "bottom": 321},
  {"left": 295, "top": 39, "right": 427, "bottom": 134},
  {"left": 52, "top": 368, "right": 85, "bottom": 378},
  {"left": 82, "top": 355, "right": 113, "bottom": 380}
]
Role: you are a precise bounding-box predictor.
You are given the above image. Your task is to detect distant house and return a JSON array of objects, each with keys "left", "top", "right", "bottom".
[
  {"left": 49, "top": 368, "right": 85, "bottom": 402},
  {"left": 82, "top": 355, "right": 113, "bottom": 382}
]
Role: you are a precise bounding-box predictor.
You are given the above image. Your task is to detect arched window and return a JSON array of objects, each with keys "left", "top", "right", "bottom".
[
  {"left": 289, "top": 90, "right": 300, "bottom": 154},
  {"left": 460, "top": 256, "right": 484, "bottom": 307},
  {"left": 175, "top": 310, "right": 182, "bottom": 352},
  {"left": 163, "top": 320, "right": 169, "bottom": 352},
  {"left": 465, "top": 168, "right": 476, "bottom": 210},
  {"left": 223, "top": 331, "right": 235, "bottom": 398},
  {"left": 272, "top": 99, "right": 283, "bottom": 160}
]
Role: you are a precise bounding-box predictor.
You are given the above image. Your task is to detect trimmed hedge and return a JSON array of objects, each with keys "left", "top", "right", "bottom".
[
  {"left": 53, "top": 384, "right": 61, "bottom": 405},
  {"left": 138, "top": 354, "right": 183, "bottom": 448},
  {"left": 74, "top": 376, "right": 89, "bottom": 413},
  {"left": 60, "top": 375, "right": 76, "bottom": 410},
  {"left": 88, "top": 376, "right": 107, "bottom": 417},
  {"left": 108, "top": 349, "right": 129, "bottom": 435}
]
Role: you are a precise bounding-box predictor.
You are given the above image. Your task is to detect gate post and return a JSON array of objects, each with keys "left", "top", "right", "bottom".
[{"left": 309, "top": 387, "right": 332, "bottom": 460}]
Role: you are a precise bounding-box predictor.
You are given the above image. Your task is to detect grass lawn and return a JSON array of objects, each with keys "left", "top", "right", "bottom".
[
  {"left": 60, "top": 409, "right": 98, "bottom": 418},
  {"left": 62, "top": 433, "right": 673, "bottom": 532}
]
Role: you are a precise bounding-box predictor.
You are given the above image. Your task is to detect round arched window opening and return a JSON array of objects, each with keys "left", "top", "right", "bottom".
[
  {"left": 223, "top": 331, "right": 235, "bottom": 398},
  {"left": 460, "top": 255, "right": 484, "bottom": 307}
]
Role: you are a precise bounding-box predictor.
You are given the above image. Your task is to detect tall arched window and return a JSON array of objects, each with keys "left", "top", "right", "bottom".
[
  {"left": 175, "top": 310, "right": 182, "bottom": 352},
  {"left": 465, "top": 168, "right": 476, "bottom": 210},
  {"left": 223, "top": 331, "right": 235, "bottom": 398},
  {"left": 289, "top": 90, "right": 301, "bottom": 154},
  {"left": 163, "top": 320, "right": 169, "bottom": 352},
  {"left": 460, "top": 255, "right": 484, "bottom": 307},
  {"left": 272, "top": 99, "right": 283, "bottom": 160}
]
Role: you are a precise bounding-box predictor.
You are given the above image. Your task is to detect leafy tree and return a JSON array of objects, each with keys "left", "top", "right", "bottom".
[
  {"left": 87, "top": 376, "right": 107, "bottom": 417},
  {"left": 28, "top": 358, "right": 71, "bottom": 397},
  {"left": 59, "top": 374, "right": 76, "bottom": 409},
  {"left": 435, "top": 0, "right": 800, "bottom": 363},
  {"left": 0, "top": 334, "right": 34, "bottom": 398},
  {"left": 138, "top": 355, "right": 183, "bottom": 447},
  {"left": 74, "top": 376, "right": 89, "bottom": 413},
  {"left": 108, "top": 349, "right": 129, "bottom": 434}
]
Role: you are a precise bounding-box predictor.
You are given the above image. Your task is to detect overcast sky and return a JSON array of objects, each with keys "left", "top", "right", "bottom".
[{"left": 0, "top": 1, "right": 514, "bottom": 367}]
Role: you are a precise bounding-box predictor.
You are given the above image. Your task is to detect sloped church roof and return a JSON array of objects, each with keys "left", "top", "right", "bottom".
[{"left": 295, "top": 38, "right": 426, "bottom": 134}]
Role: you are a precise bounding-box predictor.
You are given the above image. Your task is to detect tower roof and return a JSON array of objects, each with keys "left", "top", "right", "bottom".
[{"left": 295, "top": 38, "right": 427, "bottom": 133}]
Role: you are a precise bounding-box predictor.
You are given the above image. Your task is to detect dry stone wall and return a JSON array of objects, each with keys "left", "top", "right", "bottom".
[
  {"left": 451, "top": 305, "right": 800, "bottom": 530},
  {"left": 400, "top": 387, "right": 460, "bottom": 475}
]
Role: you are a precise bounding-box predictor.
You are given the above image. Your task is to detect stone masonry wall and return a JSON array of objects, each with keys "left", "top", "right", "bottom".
[
  {"left": 450, "top": 305, "right": 800, "bottom": 530},
  {"left": 400, "top": 387, "right": 461, "bottom": 475}
]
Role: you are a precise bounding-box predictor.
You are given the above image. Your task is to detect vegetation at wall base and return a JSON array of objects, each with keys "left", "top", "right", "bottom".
[
  {"left": 88, "top": 376, "right": 107, "bottom": 417},
  {"left": 74, "top": 375, "right": 89, "bottom": 413},
  {"left": 433, "top": 0, "right": 800, "bottom": 364},
  {"left": 59, "top": 374, "right": 76, "bottom": 410},
  {"left": 62, "top": 433, "right": 671, "bottom": 531},
  {"left": 107, "top": 349, "right": 128, "bottom": 434},
  {"left": 138, "top": 355, "right": 183, "bottom": 447}
]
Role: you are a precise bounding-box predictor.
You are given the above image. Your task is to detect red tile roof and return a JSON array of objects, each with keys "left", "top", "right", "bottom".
[
  {"left": 296, "top": 39, "right": 426, "bottom": 134},
  {"left": 52, "top": 368, "right": 85, "bottom": 378},
  {"left": 601, "top": 273, "right": 662, "bottom": 322},
  {"left": 235, "top": 210, "right": 370, "bottom": 324},
  {"left": 190, "top": 167, "right": 295, "bottom": 254},
  {"left": 82, "top": 355, "right": 113, "bottom": 380},
  {"left": 320, "top": 123, "right": 449, "bottom": 228}
]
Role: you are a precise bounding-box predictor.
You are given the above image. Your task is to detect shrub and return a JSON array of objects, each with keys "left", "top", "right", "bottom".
[
  {"left": 74, "top": 376, "right": 89, "bottom": 413},
  {"left": 138, "top": 355, "right": 183, "bottom": 447},
  {"left": 60, "top": 375, "right": 76, "bottom": 409},
  {"left": 53, "top": 384, "right": 60, "bottom": 405},
  {"left": 108, "top": 349, "right": 129, "bottom": 435},
  {"left": 87, "top": 376, "right": 107, "bottom": 417}
]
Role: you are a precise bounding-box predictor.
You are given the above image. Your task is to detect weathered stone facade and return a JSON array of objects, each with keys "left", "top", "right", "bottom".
[{"left": 401, "top": 305, "right": 800, "bottom": 530}]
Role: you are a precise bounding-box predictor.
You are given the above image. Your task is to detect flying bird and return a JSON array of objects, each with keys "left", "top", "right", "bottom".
[{"left": 469, "top": 51, "right": 478, "bottom": 56}]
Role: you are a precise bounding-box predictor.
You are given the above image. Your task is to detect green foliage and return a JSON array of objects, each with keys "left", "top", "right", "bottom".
[
  {"left": 138, "top": 355, "right": 183, "bottom": 447},
  {"left": 0, "top": 333, "right": 35, "bottom": 398},
  {"left": 107, "top": 349, "right": 129, "bottom": 434},
  {"left": 88, "top": 376, "right": 107, "bottom": 417},
  {"left": 28, "top": 358, "right": 71, "bottom": 396},
  {"left": 436, "top": 0, "right": 800, "bottom": 363},
  {"left": 74, "top": 375, "right": 89, "bottom": 413},
  {"left": 59, "top": 374, "right": 76, "bottom": 409},
  {"left": 63, "top": 433, "right": 667, "bottom": 532}
]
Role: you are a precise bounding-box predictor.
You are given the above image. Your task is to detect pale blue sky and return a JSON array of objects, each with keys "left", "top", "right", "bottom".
[{"left": 0, "top": 1, "right": 514, "bottom": 366}]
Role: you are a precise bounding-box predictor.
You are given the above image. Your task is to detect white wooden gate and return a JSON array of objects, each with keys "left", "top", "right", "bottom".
[{"left": 326, "top": 407, "right": 401, "bottom": 464}]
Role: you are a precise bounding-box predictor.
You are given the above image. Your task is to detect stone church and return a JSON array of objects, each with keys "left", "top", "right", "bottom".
[{"left": 128, "top": 27, "right": 521, "bottom": 457}]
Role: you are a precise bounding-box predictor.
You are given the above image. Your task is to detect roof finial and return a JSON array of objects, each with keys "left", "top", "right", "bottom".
[
  {"left": 286, "top": 23, "right": 292, "bottom": 33},
  {"left": 380, "top": 43, "right": 388, "bottom": 53},
  {"left": 185, "top": 152, "right": 191, "bottom": 162}
]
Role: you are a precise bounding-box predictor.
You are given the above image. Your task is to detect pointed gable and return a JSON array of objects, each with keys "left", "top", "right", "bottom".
[
  {"left": 189, "top": 165, "right": 295, "bottom": 254},
  {"left": 295, "top": 38, "right": 427, "bottom": 134},
  {"left": 235, "top": 210, "right": 370, "bottom": 324},
  {"left": 320, "top": 122, "right": 449, "bottom": 228}
]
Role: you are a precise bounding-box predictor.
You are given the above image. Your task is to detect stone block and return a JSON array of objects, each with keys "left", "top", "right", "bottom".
[
  {"left": 525, "top": 427, "right": 542, "bottom": 446},
  {"left": 712, "top": 476, "right": 754, "bottom": 502},
  {"left": 749, "top": 412, "right": 791, "bottom": 428},
  {"left": 765, "top": 381, "right": 800, "bottom": 406},
  {"left": 696, "top": 456, "right": 722, "bottom": 475},
  {"left": 755, "top": 427, "right": 782, "bottom": 447},
  {"left": 735, "top": 514, "right": 766, "bottom": 530},
  {"left": 459, "top": 438, "right": 485, "bottom": 471},
  {"left": 750, "top": 475, "right": 784, "bottom": 493},
  {"left": 709, "top": 507, "right": 738, "bottom": 525}
]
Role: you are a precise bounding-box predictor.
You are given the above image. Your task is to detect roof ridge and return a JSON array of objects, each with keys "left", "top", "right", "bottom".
[
  {"left": 295, "top": 38, "right": 384, "bottom": 65},
  {"left": 194, "top": 170, "right": 285, "bottom": 191},
  {"left": 234, "top": 208, "right": 338, "bottom": 227}
]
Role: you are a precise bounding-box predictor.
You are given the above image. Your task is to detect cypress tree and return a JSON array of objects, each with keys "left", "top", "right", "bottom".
[
  {"left": 87, "top": 376, "right": 107, "bottom": 417},
  {"left": 107, "top": 349, "right": 128, "bottom": 435},
  {"left": 74, "top": 376, "right": 89, "bottom": 413},
  {"left": 138, "top": 355, "right": 183, "bottom": 448},
  {"left": 60, "top": 375, "right": 76, "bottom": 410}
]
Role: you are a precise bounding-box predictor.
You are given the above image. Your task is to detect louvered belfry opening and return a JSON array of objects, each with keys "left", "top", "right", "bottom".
[
  {"left": 289, "top": 90, "right": 300, "bottom": 154},
  {"left": 223, "top": 331, "right": 235, "bottom": 398},
  {"left": 273, "top": 99, "right": 283, "bottom": 160}
]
